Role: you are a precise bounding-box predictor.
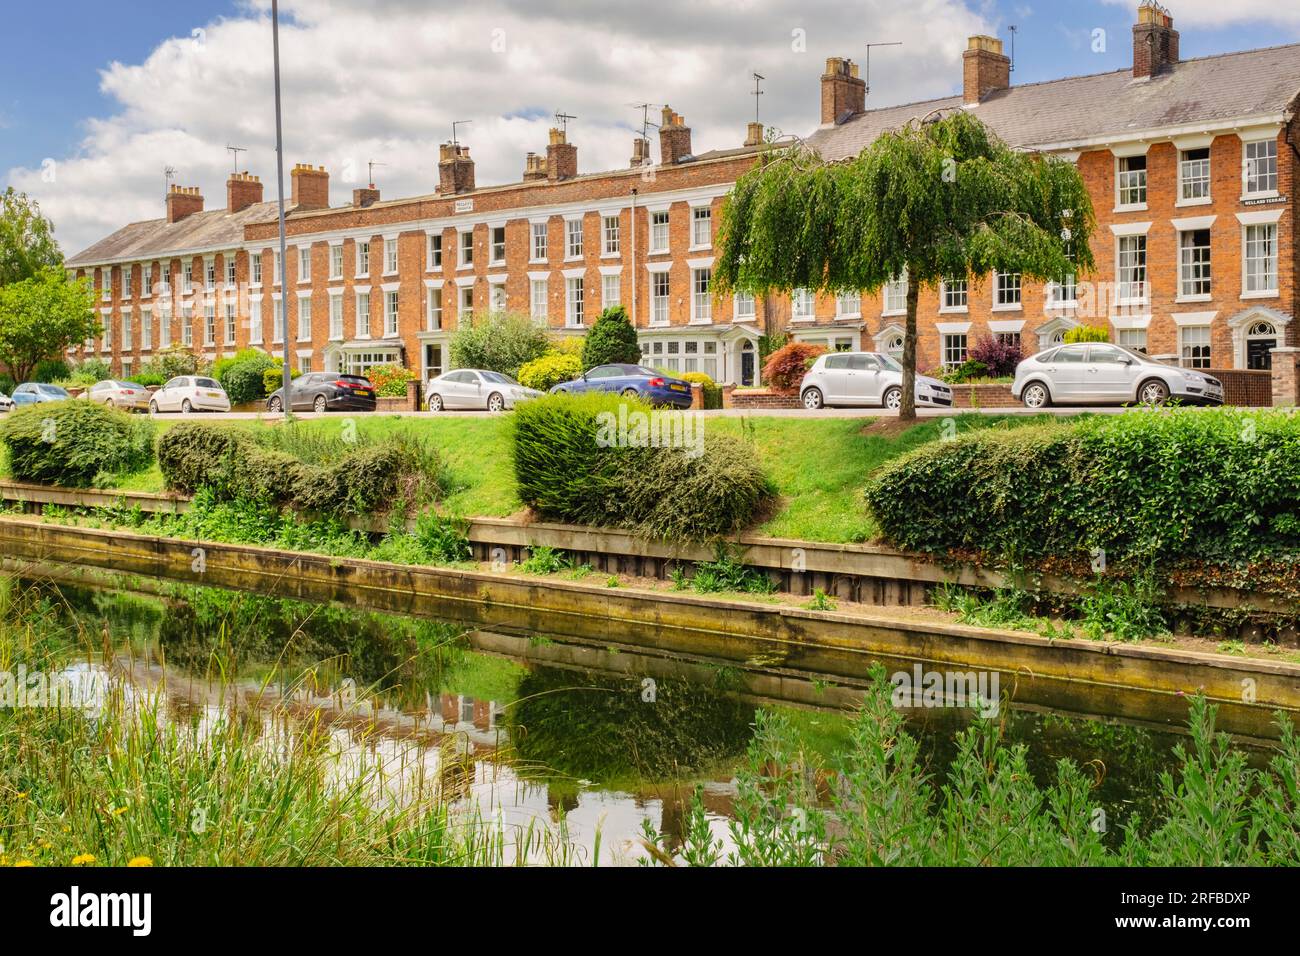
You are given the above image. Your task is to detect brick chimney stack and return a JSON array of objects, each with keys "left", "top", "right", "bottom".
[
  {"left": 226, "top": 172, "right": 263, "bottom": 213},
  {"left": 546, "top": 128, "right": 578, "bottom": 181},
  {"left": 523, "top": 152, "right": 547, "bottom": 182},
  {"left": 438, "top": 143, "right": 476, "bottom": 194},
  {"left": 744, "top": 122, "right": 765, "bottom": 147},
  {"left": 166, "top": 185, "right": 204, "bottom": 223},
  {"left": 962, "top": 36, "right": 1010, "bottom": 105},
  {"left": 820, "top": 57, "right": 866, "bottom": 125},
  {"left": 658, "top": 107, "right": 693, "bottom": 165},
  {"left": 290, "top": 164, "right": 330, "bottom": 209},
  {"left": 352, "top": 185, "right": 380, "bottom": 207},
  {"left": 1133, "top": 2, "right": 1179, "bottom": 78},
  {"left": 630, "top": 137, "right": 651, "bottom": 168}
]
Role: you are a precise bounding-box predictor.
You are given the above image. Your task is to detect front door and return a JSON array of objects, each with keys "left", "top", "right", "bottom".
[
  {"left": 1247, "top": 338, "right": 1273, "bottom": 370},
  {"left": 740, "top": 344, "right": 755, "bottom": 386}
]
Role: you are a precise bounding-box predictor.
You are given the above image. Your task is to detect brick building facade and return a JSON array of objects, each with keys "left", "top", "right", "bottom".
[{"left": 66, "top": 3, "right": 1299, "bottom": 386}]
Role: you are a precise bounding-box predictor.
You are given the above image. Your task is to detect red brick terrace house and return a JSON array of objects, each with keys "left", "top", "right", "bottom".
[{"left": 65, "top": 3, "right": 1299, "bottom": 389}]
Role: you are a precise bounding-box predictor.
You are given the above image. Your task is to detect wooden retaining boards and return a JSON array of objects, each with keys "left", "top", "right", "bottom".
[
  {"left": 2, "top": 516, "right": 1298, "bottom": 740},
  {"left": 0, "top": 479, "right": 1290, "bottom": 615}
]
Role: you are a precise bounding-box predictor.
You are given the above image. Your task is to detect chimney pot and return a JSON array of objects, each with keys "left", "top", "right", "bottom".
[
  {"left": 745, "top": 121, "right": 765, "bottom": 148},
  {"left": 290, "top": 163, "right": 330, "bottom": 209},
  {"left": 166, "top": 185, "right": 204, "bottom": 223},
  {"left": 630, "top": 137, "right": 651, "bottom": 168},
  {"left": 658, "top": 109, "right": 693, "bottom": 165},
  {"left": 352, "top": 185, "right": 380, "bottom": 207},
  {"left": 546, "top": 128, "right": 578, "bottom": 181},
  {"left": 523, "top": 152, "right": 548, "bottom": 181},
  {"left": 438, "top": 142, "right": 476, "bottom": 194},
  {"left": 962, "top": 35, "right": 1011, "bottom": 104},
  {"left": 226, "top": 170, "right": 264, "bottom": 213},
  {"left": 820, "top": 57, "right": 866, "bottom": 125},
  {"left": 1132, "top": 2, "right": 1179, "bottom": 78}
]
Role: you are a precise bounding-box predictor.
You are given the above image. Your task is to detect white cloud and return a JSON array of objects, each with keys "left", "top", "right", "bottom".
[{"left": 8, "top": 0, "right": 989, "bottom": 256}]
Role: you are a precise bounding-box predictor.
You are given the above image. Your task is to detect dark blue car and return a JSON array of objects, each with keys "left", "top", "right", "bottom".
[{"left": 550, "top": 363, "right": 694, "bottom": 409}]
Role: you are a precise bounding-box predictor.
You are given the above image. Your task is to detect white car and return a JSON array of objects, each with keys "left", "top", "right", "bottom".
[
  {"left": 85, "top": 379, "right": 150, "bottom": 412},
  {"left": 0, "top": 390, "right": 13, "bottom": 413},
  {"left": 1012, "top": 343, "right": 1224, "bottom": 408},
  {"left": 799, "top": 351, "right": 953, "bottom": 410},
  {"left": 149, "top": 376, "right": 231, "bottom": 414},
  {"left": 425, "top": 369, "right": 542, "bottom": 412}
]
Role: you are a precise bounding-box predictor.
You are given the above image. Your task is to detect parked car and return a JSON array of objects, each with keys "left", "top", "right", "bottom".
[
  {"left": 0, "top": 390, "right": 13, "bottom": 413},
  {"left": 148, "top": 376, "right": 231, "bottom": 413},
  {"left": 10, "top": 383, "right": 71, "bottom": 406},
  {"left": 266, "top": 372, "right": 377, "bottom": 413},
  {"left": 84, "top": 379, "right": 150, "bottom": 412},
  {"left": 549, "top": 363, "right": 694, "bottom": 409},
  {"left": 1011, "top": 343, "right": 1224, "bottom": 408},
  {"left": 425, "top": 369, "right": 541, "bottom": 411},
  {"left": 799, "top": 352, "right": 953, "bottom": 410}
]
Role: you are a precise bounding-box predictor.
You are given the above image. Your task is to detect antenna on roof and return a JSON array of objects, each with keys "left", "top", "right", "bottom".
[
  {"left": 751, "top": 72, "right": 765, "bottom": 124},
  {"left": 367, "top": 160, "right": 388, "bottom": 189},
  {"left": 1008, "top": 25, "right": 1018, "bottom": 73},
  {"left": 627, "top": 103, "right": 665, "bottom": 142},
  {"left": 450, "top": 120, "right": 472, "bottom": 146},
  {"left": 864, "top": 42, "right": 902, "bottom": 96},
  {"left": 226, "top": 144, "right": 247, "bottom": 173},
  {"left": 555, "top": 111, "right": 577, "bottom": 136},
  {"left": 164, "top": 165, "right": 177, "bottom": 193}
]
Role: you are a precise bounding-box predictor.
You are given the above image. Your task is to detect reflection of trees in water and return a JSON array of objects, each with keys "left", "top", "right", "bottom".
[
  {"left": 508, "top": 667, "right": 756, "bottom": 784},
  {"left": 46, "top": 579, "right": 466, "bottom": 712}
]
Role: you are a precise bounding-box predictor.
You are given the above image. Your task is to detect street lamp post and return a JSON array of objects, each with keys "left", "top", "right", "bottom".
[{"left": 271, "top": 0, "right": 291, "bottom": 414}]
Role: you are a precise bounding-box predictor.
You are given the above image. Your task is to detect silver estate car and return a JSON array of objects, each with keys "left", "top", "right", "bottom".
[
  {"left": 1011, "top": 343, "right": 1224, "bottom": 408},
  {"left": 800, "top": 351, "right": 953, "bottom": 410},
  {"left": 425, "top": 369, "right": 542, "bottom": 411}
]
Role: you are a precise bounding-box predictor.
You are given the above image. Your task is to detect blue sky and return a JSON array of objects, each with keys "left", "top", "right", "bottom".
[{"left": 4, "top": 0, "right": 1298, "bottom": 254}]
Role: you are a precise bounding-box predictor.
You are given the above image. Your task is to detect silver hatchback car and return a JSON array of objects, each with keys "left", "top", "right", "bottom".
[
  {"left": 800, "top": 351, "right": 953, "bottom": 410},
  {"left": 1012, "top": 343, "right": 1223, "bottom": 408}
]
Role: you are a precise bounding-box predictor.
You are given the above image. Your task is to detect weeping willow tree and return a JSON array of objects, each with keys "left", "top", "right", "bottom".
[{"left": 715, "top": 111, "right": 1095, "bottom": 419}]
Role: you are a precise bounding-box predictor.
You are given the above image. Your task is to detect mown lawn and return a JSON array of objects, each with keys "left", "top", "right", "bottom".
[{"left": 0, "top": 410, "right": 1052, "bottom": 543}]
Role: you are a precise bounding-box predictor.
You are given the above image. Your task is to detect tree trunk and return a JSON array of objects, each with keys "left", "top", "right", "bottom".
[{"left": 900, "top": 277, "right": 919, "bottom": 421}]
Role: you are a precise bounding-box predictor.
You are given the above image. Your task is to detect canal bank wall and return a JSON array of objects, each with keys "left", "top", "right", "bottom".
[{"left": 2, "top": 516, "right": 1297, "bottom": 740}]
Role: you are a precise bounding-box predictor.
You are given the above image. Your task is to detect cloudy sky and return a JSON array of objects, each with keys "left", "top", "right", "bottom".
[{"left": 4, "top": 0, "right": 1299, "bottom": 257}]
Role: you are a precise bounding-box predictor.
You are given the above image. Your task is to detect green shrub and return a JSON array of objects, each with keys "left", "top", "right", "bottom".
[
  {"left": 365, "top": 363, "right": 415, "bottom": 398},
  {"left": 864, "top": 410, "right": 1300, "bottom": 567},
  {"left": 581, "top": 306, "right": 641, "bottom": 370},
  {"left": 127, "top": 369, "right": 165, "bottom": 388},
  {"left": 0, "top": 400, "right": 155, "bottom": 487},
  {"left": 153, "top": 345, "right": 204, "bottom": 378},
  {"left": 1064, "top": 324, "right": 1109, "bottom": 344},
  {"left": 217, "top": 349, "right": 278, "bottom": 405},
  {"left": 517, "top": 352, "right": 582, "bottom": 391},
  {"left": 680, "top": 371, "right": 722, "bottom": 409},
  {"left": 449, "top": 312, "right": 552, "bottom": 377},
  {"left": 0, "top": 373, "right": 15, "bottom": 395},
  {"left": 157, "top": 423, "right": 306, "bottom": 504},
  {"left": 511, "top": 392, "right": 774, "bottom": 540},
  {"left": 32, "top": 358, "right": 71, "bottom": 383},
  {"left": 61, "top": 358, "right": 112, "bottom": 387}
]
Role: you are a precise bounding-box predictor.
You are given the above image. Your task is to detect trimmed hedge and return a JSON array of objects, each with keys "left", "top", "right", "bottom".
[
  {"left": 158, "top": 423, "right": 444, "bottom": 518},
  {"left": 0, "top": 400, "right": 155, "bottom": 487},
  {"left": 511, "top": 392, "right": 774, "bottom": 540},
  {"left": 864, "top": 410, "right": 1300, "bottom": 566}
]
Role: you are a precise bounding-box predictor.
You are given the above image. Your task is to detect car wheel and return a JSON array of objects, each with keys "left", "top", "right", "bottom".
[
  {"left": 149, "top": 399, "right": 159, "bottom": 414},
  {"left": 181, "top": 399, "right": 193, "bottom": 414},
  {"left": 1022, "top": 382, "right": 1051, "bottom": 409},
  {"left": 268, "top": 396, "right": 282, "bottom": 413},
  {"left": 487, "top": 392, "right": 505, "bottom": 412},
  {"left": 802, "top": 387, "right": 824, "bottom": 410},
  {"left": 313, "top": 395, "right": 327, "bottom": 414},
  {"left": 1137, "top": 378, "right": 1170, "bottom": 406},
  {"left": 428, "top": 393, "right": 443, "bottom": 412},
  {"left": 882, "top": 386, "right": 902, "bottom": 411}
]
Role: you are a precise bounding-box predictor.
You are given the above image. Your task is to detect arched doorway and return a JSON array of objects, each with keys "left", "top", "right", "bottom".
[
  {"left": 1246, "top": 320, "right": 1279, "bottom": 370},
  {"left": 740, "top": 340, "right": 757, "bottom": 386}
]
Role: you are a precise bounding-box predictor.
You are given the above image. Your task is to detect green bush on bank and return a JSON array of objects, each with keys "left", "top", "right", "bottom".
[
  {"left": 863, "top": 409, "right": 1300, "bottom": 567},
  {"left": 157, "top": 422, "right": 449, "bottom": 518},
  {"left": 0, "top": 400, "right": 155, "bottom": 487},
  {"left": 511, "top": 392, "right": 774, "bottom": 540}
]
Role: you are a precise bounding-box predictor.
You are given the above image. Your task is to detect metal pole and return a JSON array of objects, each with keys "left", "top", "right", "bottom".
[
  {"left": 272, "top": 0, "right": 291, "bottom": 414},
  {"left": 630, "top": 187, "right": 638, "bottom": 324}
]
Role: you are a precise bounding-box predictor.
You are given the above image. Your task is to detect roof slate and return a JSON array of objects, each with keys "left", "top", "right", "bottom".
[
  {"left": 66, "top": 200, "right": 279, "bottom": 268},
  {"left": 806, "top": 43, "right": 1300, "bottom": 161}
]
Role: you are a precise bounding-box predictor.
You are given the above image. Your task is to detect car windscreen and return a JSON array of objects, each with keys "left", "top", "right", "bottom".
[
  {"left": 480, "top": 371, "right": 520, "bottom": 385},
  {"left": 40, "top": 385, "right": 69, "bottom": 395},
  {"left": 877, "top": 354, "right": 903, "bottom": 372}
]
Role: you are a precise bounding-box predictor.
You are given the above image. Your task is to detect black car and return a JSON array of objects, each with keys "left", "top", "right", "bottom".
[{"left": 266, "top": 373, "right": 377, "bottom": 412}]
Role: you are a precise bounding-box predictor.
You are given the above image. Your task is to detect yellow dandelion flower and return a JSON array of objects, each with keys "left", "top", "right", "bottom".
[
  {"left": 14, "top": 860, "right": 34, "bottom": 867},
  {"left": 111, "top": 806, "right": 128, "bottom": 817},
  {"left": 71, "top": 853, "right": 96, "bottom": 866},
  {"left": 15, "top": 792, "right": 27, "bottom": 799},
  {"left": 127, "top": 856, "right": 153, "bottom": 867}
]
